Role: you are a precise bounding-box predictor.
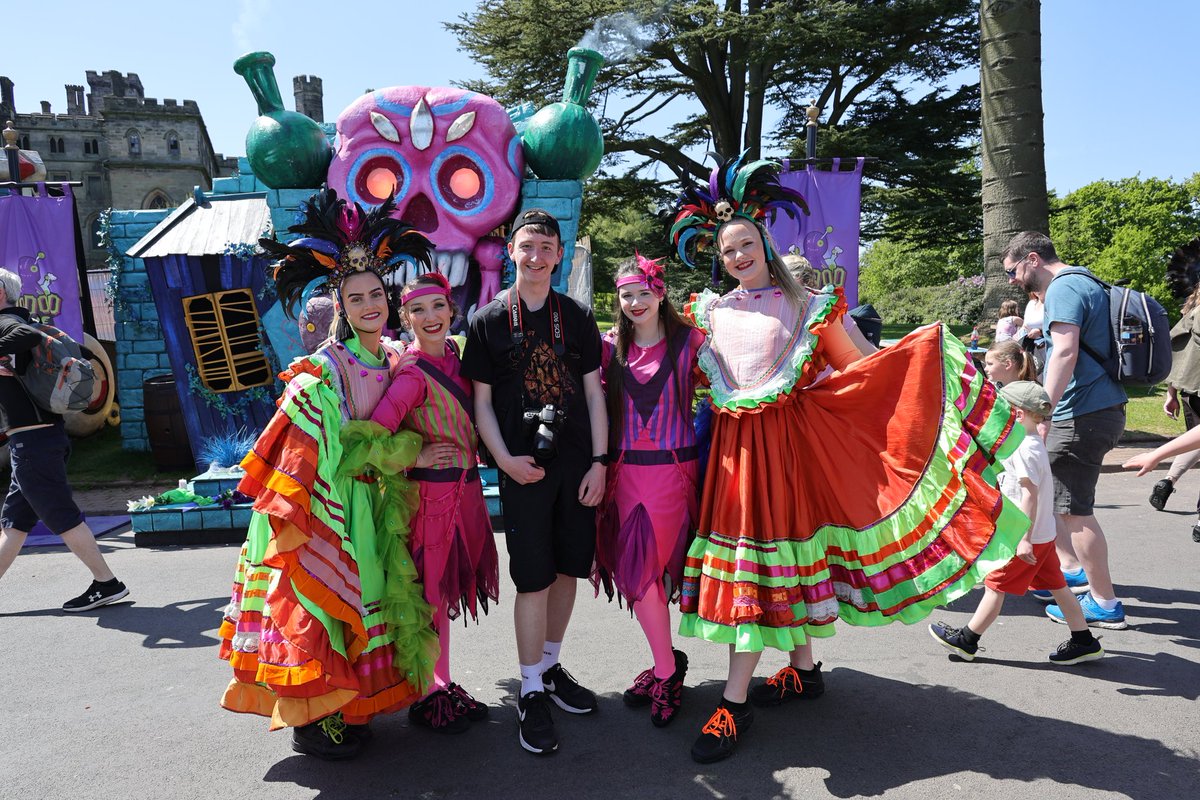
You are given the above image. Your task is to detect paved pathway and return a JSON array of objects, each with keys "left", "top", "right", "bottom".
[{"left": 2, "top": 462, "right": 1197, "bottom": 800}]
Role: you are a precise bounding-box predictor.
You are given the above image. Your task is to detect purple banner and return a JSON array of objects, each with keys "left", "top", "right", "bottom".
[
  {"left": 767, "top": 158, "right": 865, "bottom": 308},
  {"left": 0, "top": 185, "right": 84, "bottom": 340}
]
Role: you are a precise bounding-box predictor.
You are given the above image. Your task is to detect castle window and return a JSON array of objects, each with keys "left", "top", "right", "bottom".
[
  {"left": 167, "top": 133, "right": 180, "bottom": 157},
  {"left": 19, "top": 135, "right": 29, "bottom": 150},
  {"left": 83, "top": 140, "right": 91, "bottom": 155},
  {"left": 128, "top": 130, "right": 141, "bottom": 156},
  {"left": 182, "top": 289, "right": 272, "bottom": 393},
  {"left": 144, "top": 190, "right": 172, "bottom": 210},
  {"left": 90, "top": 138, "right": 99, "bottom": 154},
  {"left": 86, "top": 174, "right": 102, "bottom": 200},
  {"left": 49, "top": 138, "right": 59, "bottom": 154}
]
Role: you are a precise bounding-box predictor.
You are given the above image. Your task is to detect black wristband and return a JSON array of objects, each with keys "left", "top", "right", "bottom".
[{"left": 591, "top": 454, "right": 609, "bottom": 466}]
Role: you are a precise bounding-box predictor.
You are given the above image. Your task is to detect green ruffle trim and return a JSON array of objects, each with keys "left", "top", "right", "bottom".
[
  {"left": 690, "top": 288, "right": 841, "bottom": 412},
  {"left": 339, "top": 421, "right": 438, "bottom": 696}
]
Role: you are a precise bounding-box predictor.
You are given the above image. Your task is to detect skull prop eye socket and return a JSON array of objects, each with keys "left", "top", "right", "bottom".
[
  {"left": 349, "top": 150, "right": 411, "bottom": 206},
  {"left": 431, "top": 147, "right": 492, "bottom": 215}
]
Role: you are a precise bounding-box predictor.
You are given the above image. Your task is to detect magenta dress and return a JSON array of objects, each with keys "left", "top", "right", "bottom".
[
  {"left": 596, "top": 325, "right": 705, "bottom": 603},
  {"left": 371, "top": 341, "right": 499, "bottom": 622}
]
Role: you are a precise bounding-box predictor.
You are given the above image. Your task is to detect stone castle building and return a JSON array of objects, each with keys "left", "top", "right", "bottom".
[{"left": 0, "top": 70, "right": 325, "bottom": 271}]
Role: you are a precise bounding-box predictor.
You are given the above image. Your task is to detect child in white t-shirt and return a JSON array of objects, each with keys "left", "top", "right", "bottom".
[{"left": 929, "top": 382, "right": 1104, "bottom": 665}]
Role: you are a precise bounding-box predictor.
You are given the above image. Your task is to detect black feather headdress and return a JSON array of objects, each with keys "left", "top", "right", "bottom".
[
  {"left": 671, "top": 151, "right": 809, "bottom": 278},
  {"left": 264, "top": 187, "right": 435, "bottom": 318},
  {"left": 1165, "top": 237, "right": 1200, "bottom": 300}
]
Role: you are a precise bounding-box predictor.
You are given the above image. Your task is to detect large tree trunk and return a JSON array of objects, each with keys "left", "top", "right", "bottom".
[{"left": 980, "top": 0, "right": 1049, "bottom": 325}]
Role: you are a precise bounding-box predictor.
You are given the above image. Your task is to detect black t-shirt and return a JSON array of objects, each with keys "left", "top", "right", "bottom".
[
  {"left": 0, "top": 306, "right": 54, "bottom": 428},
  {"left": 462, "top": 289, "right": 602, "bottom": 462}
]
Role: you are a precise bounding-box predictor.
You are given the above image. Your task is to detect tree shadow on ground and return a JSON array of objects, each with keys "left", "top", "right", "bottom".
[
  {"left": 260, "top": 670, "right": 1198, "bottom": 799},
  {"left": 0, "top": 595, "right": 225, "bottom": 649}
]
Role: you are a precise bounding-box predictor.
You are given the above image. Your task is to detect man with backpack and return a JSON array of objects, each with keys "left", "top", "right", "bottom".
[
  {"left": 0, "top": 268, "right": 128, "bottom": 611},
  {"left": 1003, "top": 232, "right": 1128, "bottom": 630}
]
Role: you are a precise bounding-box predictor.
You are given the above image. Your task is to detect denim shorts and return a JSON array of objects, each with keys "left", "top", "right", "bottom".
[
  {"left": 1, "top": 422, "right": 84, "bottom": 535},
  {"left": 1045, "top": 404, "right": 1126, "bottom": 516}
]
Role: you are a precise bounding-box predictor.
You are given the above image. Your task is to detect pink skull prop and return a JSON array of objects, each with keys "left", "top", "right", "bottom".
[{"left": 327, "top": 86, "right": 524, "bottom": 319}]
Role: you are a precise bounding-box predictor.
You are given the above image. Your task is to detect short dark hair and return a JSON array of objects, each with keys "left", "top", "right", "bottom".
[
  {"left": 1003, "top": 231, "right": 1059, "bottom": 264},
  {"left": 509, "top": 208, "right": 561, "bottom": 243}
]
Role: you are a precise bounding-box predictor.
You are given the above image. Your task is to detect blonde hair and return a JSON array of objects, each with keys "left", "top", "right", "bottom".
[
  {"left": 987, "top": 339, "right": 1037, "bottom": 382},
  {"left": 715, "top": 219, "right": 806, "bottom": 308}
]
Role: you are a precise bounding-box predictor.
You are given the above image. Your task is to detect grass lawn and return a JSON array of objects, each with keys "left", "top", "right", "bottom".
[{"left": 64, "top": 425, "right": 193, "bottom": 489}]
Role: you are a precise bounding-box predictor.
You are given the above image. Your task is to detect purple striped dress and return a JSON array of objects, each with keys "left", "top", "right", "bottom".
[{"left": 596, "top": 325, "right": 705, "bottom": 603}]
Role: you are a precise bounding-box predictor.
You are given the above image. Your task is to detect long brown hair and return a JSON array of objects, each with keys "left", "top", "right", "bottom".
[
  {"left": 605, "top": 258, "right": 695, "bottom": 453},
  {"left": 987, "top": 339, "right": 1037, "bottom": 383}
]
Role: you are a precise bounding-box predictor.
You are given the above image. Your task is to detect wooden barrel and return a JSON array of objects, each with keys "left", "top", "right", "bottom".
[{"left": 143, "top": 375, "right": 194, "bottom": 470}]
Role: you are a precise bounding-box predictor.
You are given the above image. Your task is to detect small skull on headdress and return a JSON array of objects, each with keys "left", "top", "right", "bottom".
[
  {"left": 342, "top": 244, "right": 373, "bottom": 273},
  {"left": 714, "top": 201, "right": 735, "bottom": 222}
]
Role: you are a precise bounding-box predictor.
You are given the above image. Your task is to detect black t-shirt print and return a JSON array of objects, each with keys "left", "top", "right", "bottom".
[{"left": 462, "top": 290, "right": 602, "bottom": 462}]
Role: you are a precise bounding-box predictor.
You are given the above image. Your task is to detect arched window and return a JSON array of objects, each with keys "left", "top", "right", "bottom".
[
  {"left": 49, "top": 138, "right": 59, "bottom": 154},
  {"left": 19, "top": 134, "right": 29, "bottom": 150},
  {"left": 84, "top": 139, "right": 92, "bottom": 155},
  {"left": 144, "top": 190, "right": 172, "bottom": 210},
  {"left": 90, "top": 138, "right": 99, "bottom": 154},
  {"left": 166, "top": 131, "right": 180, "bottom": 157},
  {"left": 56, "top": 137, "right": 64, "bottom": 153},
  {"left": 127, "top": 129, "right": 141, "bottom": 156}
]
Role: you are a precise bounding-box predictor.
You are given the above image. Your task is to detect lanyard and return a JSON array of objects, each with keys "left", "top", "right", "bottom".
[{"left": 508, "top": 288, "right": 565, "bottom": 356}]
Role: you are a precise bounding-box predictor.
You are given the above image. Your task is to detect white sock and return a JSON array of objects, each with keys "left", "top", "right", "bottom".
[
  {"left": 540, "top": 640, "right": 563, "bottom": 673},
  {"left": 519, "top": 663, "right": 543, "bottom": 697},
  {"left": 1092, "top": 595, "right": 1120, "bottom": 612}
]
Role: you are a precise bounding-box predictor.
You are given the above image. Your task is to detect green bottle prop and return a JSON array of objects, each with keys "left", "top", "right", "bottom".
[
  {"left": 522, "top": 47, "right": 605, "bottom": 181},
  {"left": 234, "top": 51, "right": 331, "bottom": 190}
]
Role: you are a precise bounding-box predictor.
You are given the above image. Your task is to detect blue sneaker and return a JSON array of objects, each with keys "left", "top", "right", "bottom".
[
  {"left": 1046, "top": 592, "right": 1128, "bottom": 630},
  {"left": 1062, "top": 568, "right": 1090, "bottom": 595}
]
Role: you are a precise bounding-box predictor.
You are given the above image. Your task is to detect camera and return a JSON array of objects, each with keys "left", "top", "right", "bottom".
[{"left": 523, "top": 404, "right": 566, "bottom": 463}]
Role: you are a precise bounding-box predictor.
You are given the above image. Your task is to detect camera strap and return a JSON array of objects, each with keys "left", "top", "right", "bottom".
[{"left": 507, "top": 288, "right": 565, "bottom": 356}]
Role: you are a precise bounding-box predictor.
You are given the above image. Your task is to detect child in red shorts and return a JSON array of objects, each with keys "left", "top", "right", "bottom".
[{"left": 929, "top": 381, "right": 1104, "bottom": 665}]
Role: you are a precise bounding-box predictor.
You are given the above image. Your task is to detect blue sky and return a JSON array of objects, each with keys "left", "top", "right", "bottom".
[{"left": 3, "top": 1, "right": 1194, "bottom": 195}]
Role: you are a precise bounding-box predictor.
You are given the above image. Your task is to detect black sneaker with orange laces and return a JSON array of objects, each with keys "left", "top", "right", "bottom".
[
  {"left": 748, "top": 662, "right": 825, "bottom": 707},
  {"left": 690, "top": 701, "right": 753, "bottom": 763}
]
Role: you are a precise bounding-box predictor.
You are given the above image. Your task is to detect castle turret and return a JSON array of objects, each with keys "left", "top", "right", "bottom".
[{"left": 292, "top": 75, "right": 324, "bottom": 123}]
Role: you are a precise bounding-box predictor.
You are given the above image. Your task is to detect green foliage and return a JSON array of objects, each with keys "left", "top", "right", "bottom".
[
  {"left": 450, "top": 0, "right": 983, "bottom": 248},
  {"left": 859, "top": 237, "right": 983, "bottom": 301},
  {"left": 1050, "top": 175, "right": 1200, "bottom": 315},
  {"left": 866, "top": 274, "right": 984, "bottom": 326}
]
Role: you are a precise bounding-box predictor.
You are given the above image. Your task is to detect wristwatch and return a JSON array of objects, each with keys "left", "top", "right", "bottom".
[{"left": 591, "top": 454, "right": 610, "bottom": 466}]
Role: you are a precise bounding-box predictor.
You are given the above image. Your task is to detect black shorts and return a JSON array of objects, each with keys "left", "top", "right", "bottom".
[
  {"left": 1046, "top": 404, "right": 1125, "bottom": 516},
  {"left": 499, "top": 452, "right": 596, "bottom": 593},
  {"left": 1, "top": 422, "right": 85, "bottom": 535}
]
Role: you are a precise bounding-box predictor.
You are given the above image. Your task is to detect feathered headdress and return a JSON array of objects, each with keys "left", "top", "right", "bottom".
[
  {"left": 1166, "top": 237, "right": 1200, "bottom": 300},
  {"left": 263, "top": 187, "right": 435, "bottom": 318},
  {"left": 671, "top": 151, "right": 809, "bottom": 282},
  {"left": 615, "top": 251, "right": 666, "bottom": 297}
]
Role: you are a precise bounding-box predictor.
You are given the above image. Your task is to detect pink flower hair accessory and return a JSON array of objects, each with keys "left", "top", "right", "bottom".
[{"left": 615, "top": 251, "right": 666, "bottom": 297}]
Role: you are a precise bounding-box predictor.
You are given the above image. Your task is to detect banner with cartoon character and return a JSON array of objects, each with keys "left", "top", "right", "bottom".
[
  {"left": 0, "top": 185, "right": 84, "bottom": 340},
  {"left": 767, "top": 158, "right": 865, "bottom": 307}
]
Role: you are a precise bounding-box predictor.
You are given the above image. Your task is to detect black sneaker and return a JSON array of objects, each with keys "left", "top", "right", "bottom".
[
  {"left": 446, "top": 682, "right": 489, "bottom": 721},
  {"left": 291, "top": 714, "right": 364, "bottom": 760},
  {"left": 928, "top": 621, "right": 979, "bottom": 661},
  {"left": 541, "top": 663, "right": 598, "bottom": 715},
  {"left": 517, "top": 690, "right": 558, "bottom": 755},
  {"left": 690, "top": 702, "right": 753, "bottom": 764},
  {"left": 748, "top": 662, "right": 825, "bottom": 707},
  {"left": 408, "top": 689, "right": 470, "bottom": 734},
  {"left": 1048, "top": 636, "right": 1105, "bottom": 665},
  {"left": 1192, "top": 524, "right": 1200, "bottom": 544},
  {"left": 623, "top": 667, "right": 656, "bottom": 707},
  {"left": 62, "top": 579, "right": 129, "bottom": 613},
  {"left": 1149, "top": 479, "right": 1174, "bottom": 511},
  {"left": 648, "top": 649, "right": 689, "bottom": 728}
]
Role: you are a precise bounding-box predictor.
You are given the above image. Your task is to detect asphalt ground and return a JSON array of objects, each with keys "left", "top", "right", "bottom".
[{"left": 1, "top": 457, "right": 1197, "bottom": 800}]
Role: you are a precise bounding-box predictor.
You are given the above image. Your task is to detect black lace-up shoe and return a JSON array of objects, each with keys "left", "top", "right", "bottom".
[
  {"left": 62, "top": 579, "right": 129, "bottom": 612},
  {"left": 291, "top": 714, "right": 364, "bottom": 760},
  {"left": 690, "top": 702, "right": 753, "bottom": 764},
  {"left": 928, "top": 621, "right": 980, "bottom": 661},
  {"left": 517, "top": 690, "right": 558, "bottom": 755},
  {"left": 748, "top": 661, "right": 825, "bottom": 707},
  {"left": 541, "top": 663, "right": 597, "bottom": 715}
]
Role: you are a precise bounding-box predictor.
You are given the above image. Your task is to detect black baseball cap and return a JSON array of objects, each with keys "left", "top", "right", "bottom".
[{"left": 509, "top": 208, "right": 561, "bottom": 241}]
